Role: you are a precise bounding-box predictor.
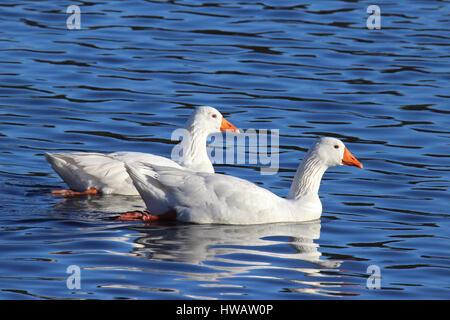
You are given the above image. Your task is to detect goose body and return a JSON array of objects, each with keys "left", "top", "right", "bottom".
[
  {"left": 45, "top": 106, "right": 239, "bottom": 196},
  {"left": 125, "top": 137, "right": 363, "bottom": 224}
]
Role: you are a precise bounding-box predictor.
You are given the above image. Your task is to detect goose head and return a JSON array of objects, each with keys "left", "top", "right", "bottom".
[
  {"left": 312, "top": 137, "right": 363, "bottom": 169},
  {"left": 185, "top": 106, "right": 239, "bottom": 134}
]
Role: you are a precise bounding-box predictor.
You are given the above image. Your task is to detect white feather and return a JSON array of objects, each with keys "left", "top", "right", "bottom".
[
  {"left": 125, "top": 137, "right": 363, "bottom": 225},
  {"left": 45, "top": 106, "right": 234, "bottom": 195}
]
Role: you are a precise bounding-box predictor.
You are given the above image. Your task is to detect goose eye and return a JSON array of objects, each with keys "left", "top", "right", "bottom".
[
  {"left": 334, "top": 145, "right": 339, "bottom": 149},
  {"left": 212, "top": 114, "right": 217, "bottom": 118}
]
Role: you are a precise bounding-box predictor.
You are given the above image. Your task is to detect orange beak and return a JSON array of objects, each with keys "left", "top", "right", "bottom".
[
  {"left": 342, "top": 147, "right": 363, "bottom": 169},
  {"left": 220, "top": 117, "right": 240, "bottom": 133}
]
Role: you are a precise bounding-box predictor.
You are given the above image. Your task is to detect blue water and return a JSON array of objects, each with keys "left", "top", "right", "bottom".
[{"left": 0, "top": 0, "right": 449, "bottom": 299}]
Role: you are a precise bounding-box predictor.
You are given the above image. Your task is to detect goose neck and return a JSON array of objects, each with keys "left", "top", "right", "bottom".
[
  {"left": 175, "top": 126, "right": 211, "bottom": 169},
  {"left": 288, "top": 152, "right": 328, "bottom": 200}
]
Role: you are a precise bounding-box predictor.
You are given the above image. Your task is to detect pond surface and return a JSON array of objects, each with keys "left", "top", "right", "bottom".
[{"left": 0, "top": 0, "right": 449, "bottom": 299}]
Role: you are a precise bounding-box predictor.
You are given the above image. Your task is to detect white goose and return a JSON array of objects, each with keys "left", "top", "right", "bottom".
[
  {"left": 45, "top": 106, "right": 239, "bottom": 196},
  {"left": 121, "top": 137, "right": 363, "bottom": 224}
]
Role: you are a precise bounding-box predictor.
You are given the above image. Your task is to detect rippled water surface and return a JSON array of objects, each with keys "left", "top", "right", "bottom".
[{"left": 0, "top": 0, "right": 449, "bottom": 299}]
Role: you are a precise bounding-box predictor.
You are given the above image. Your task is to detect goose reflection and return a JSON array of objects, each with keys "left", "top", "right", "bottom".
[
  {"left": 50, "top": 195, "right": 145, "bottom": 220},
  {"left": 131, "top": 221, "right": 337, "bottom": 266},
  {"left": 128, "top": 220, "right": 355, "bottom": 297},
  {"left": 49, "top": 196, "right": 356, "bottom": 297}
]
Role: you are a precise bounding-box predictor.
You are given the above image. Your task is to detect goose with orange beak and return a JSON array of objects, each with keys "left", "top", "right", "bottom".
[
  {"left": 46, "top": 106, "right": 239, "bottom": 196},
  {"left": 122, "top": 137, "right": 363, "bottom": 224}
]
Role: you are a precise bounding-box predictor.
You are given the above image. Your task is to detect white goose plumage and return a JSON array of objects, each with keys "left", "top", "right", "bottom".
[
  {"left": 45, "top": 106, "right": 239, "bottom": 196},
  {"left": 124, "top": 137, "right": 363, "bottom": 224}
]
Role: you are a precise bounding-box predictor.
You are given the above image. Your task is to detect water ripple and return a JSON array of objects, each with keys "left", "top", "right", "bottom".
[{"left": 0, "top": 0, "right": 448, "bottom": 300}]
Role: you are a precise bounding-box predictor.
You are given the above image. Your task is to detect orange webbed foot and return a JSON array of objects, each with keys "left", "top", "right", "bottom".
[
  {"left": 115, "top": 210, "right": 176, "bottom": 222},
  {"left": 51, "top": 188, "right": 99, "bottom": 197}
]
